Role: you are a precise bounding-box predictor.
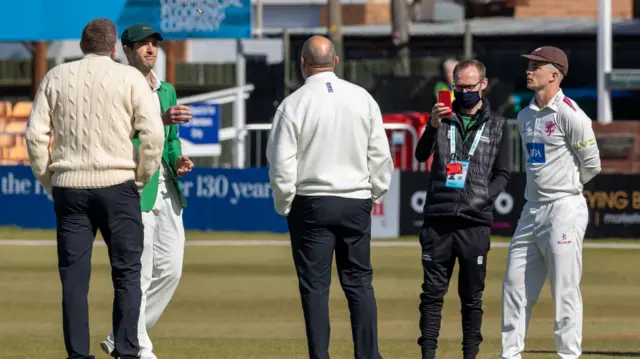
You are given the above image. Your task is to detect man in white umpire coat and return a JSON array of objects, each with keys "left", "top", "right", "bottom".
[{"left": 266, "top": 35, "right": 394, "bottom": 359}]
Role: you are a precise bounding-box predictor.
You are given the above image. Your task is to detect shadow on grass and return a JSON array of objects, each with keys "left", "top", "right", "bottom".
[{"left": 527, "top": 350, "right": 640, "bottom": 357}]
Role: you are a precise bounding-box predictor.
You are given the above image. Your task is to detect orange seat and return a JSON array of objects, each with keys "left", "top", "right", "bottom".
[
  {"left": 7, "top": 145, "right": 28, "bottom": 162},
  {"left": 15, "top": 136, "right": 26, "bottom": 148},
  {"left": 0, "top": 101, "right": 12, "bottom": 118},
  {"left": 0, "top": 121, "right": 15, "bottom": 149},
  {"left": 4, "top": 120, "right": 26, "bottom": 134},
  {"left": 12, "top": 101, "right": 32, "bottom": 119},
  {"left": 0, "top": 135, "right": 15, "bottom": 149}
]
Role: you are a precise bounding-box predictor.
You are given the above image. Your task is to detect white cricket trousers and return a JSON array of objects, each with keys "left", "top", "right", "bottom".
[
  {"left": 501, "top": 194, "right": 588, "bottom": 359},
  {"left": 107, "top": 176, "right": 186, "bottom": 359}
]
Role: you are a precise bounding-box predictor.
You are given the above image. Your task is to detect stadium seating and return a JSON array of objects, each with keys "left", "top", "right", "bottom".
[{"left": 0, "top": 101, "right": 31, "bottom": 165}]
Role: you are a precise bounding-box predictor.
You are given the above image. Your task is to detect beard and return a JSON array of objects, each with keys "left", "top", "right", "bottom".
[{"left": 140, "top": 59, "right": 155, "bottom": 71}]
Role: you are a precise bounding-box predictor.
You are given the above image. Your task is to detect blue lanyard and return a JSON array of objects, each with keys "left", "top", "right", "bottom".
[{"left": 449, "top": 123, "right": 486, "bottom": 161}]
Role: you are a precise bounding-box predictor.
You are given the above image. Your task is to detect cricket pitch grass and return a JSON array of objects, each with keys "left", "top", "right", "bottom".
[{"left": 0, "top": 231, "right": 638, "bottom": 358}]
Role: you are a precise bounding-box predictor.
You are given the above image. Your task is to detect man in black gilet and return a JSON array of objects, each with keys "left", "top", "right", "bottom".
[{"left": 414, "top": 59, "right": 512, "bottom": 359}]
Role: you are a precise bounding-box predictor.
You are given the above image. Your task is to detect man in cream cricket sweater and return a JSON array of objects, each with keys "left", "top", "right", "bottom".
[
  {"left": 25, "top": 18, "right": 164, "bottom": 359},
  {"left": 266, "top": 35, "right": 394, "bottom": 359}
]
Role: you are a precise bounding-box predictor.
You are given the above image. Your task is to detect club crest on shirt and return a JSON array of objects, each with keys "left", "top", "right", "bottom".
[{"left": 544, "top": 120, "right": 556, "bottom": 136}]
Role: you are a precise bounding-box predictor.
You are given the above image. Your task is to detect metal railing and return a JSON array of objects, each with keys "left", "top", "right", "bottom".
[
  {"left": 238, "top": 120, "right": 523, "bottom": 172},
  {"left": 239, "top": 123, "right": 422, "bottom": 170},
  {"left": 0, "top": 116, "right": 524, "bottom": 172},
  {"left": 239, "top": 123, "right": 270, "bottom": 168},
  {"left": 384, "top": 123, "right": 421, "bottom": 171},
  {"left": 177, "top": 84, "right": 255, "bottom": 167}
]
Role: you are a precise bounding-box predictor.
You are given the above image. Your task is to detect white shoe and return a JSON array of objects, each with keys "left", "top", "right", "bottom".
[
  {"left": 100, "top": 339, "right": 114, "bottom": 355},
  {"left": 102, "top": 336, "right": 156, "bottom": 359}
]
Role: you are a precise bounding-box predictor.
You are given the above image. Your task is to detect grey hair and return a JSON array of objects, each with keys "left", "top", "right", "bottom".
[{"left": 301, "top": 37, "right": 335, "bottom": 68}]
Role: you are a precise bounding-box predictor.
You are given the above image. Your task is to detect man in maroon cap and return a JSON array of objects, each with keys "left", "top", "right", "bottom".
[{"left": 500, "top": 46, "right": 601, "bottom": 359}]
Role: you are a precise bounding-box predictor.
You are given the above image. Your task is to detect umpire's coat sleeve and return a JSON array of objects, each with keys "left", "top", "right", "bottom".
[{"left": 266, "top": 109, "right": 298, "bottom": 216}]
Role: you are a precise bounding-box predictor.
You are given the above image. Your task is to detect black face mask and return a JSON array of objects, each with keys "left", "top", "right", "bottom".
[{"left": 454, "top": 91, "right": 481, "bottom": 109}]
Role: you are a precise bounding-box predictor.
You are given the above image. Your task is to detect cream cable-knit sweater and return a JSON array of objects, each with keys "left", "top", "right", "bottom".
[{"left": 26, "top": 54, "right": 165, "bottom": 194}]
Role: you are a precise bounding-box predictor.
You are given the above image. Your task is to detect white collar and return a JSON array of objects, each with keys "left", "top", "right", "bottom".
[
  {"left": 149, "top": 70, "right": 161, "bottom": 92},
  {"left": 304, "top": 71, "right": 337, "bottom": 83},
  {"left": 528, "top": 89, "right": 564, "bottom": 112},
  {"left": 82, "top": 53, "right": 112, "bottom": 60}
]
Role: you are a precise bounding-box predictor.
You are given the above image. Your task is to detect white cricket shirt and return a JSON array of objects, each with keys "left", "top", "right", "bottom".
[
  {"left": 149, "top": 70, "right": 172, "bottom": 185},
  {"left": 517, "top": 89, "right": 601, "bottom": 203},
  {"left": 266, "top": 72, "right": 394, "bottom": 216}
]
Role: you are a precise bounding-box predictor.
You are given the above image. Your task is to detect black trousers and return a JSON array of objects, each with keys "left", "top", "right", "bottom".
[
  {"left": 417, "top": 217, "right": 491, "bottom": 359},
  {"left": 286, "top": 195, "right": 383, "bottom": 359},
  {"left": 53, "top": 180, "right": 144, "bottom": 359}
]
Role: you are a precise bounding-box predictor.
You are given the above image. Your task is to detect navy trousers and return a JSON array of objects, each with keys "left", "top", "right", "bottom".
[
  {"left": 286, "top": 195, "right": 383, "bottom": 359},
  {"left": 53, "top": 180, "right": 143, "bottom": 359}
]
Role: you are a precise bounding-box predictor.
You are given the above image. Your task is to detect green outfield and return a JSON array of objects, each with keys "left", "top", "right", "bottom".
[
  {"left": 0, "top": 230, "right": 638, "bottom": 359},
  {"left": 1, "top": 227, "right": 640, "bottom": 244}
]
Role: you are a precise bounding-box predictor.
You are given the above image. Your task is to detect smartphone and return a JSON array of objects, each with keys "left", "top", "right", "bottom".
[{"left": 438, "top": 90, "right": 452, "bottom": 116}]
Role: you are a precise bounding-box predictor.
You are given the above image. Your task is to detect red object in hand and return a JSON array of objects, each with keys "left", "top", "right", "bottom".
[
  {"left": 446, "top": 162, "right": 463, "bottom": 176},
  {"left": 438, "top": 90, "right": 452, "bottom": 116}
]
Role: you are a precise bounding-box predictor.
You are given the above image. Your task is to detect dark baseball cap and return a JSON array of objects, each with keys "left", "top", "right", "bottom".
[
  {"left": 521, "top": 46, "right": 569, "bottom": 76},
  {"left": 121, "top": 24, "right": 164, "bottom": 46}
]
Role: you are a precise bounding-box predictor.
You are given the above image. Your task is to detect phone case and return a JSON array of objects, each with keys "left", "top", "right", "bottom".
[{"left": 438, "top": 90, "right": 452, "bottom": 115}]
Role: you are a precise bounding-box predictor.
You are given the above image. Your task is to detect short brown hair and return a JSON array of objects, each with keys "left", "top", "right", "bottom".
[
  {"left": 80, "top": 18, "right": 117, "bottom": 55},
  {"left": 453, "top": 59, "right": 487, "bottom": 81}
]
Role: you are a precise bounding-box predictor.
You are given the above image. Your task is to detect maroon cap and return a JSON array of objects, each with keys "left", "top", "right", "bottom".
[{"left": 521, "top": 46, "right": 569, "bottom": 76}]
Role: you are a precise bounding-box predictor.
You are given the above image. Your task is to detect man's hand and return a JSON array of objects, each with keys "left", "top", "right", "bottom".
[
  {"left": 429, "top": 103, "right": 452, "bottom": 129},
  {"left": 162, "top": 105, "right": 192, "bottom": 126},
  {"left": 174, "top": 155, "right": 194, "bottom": 177}
]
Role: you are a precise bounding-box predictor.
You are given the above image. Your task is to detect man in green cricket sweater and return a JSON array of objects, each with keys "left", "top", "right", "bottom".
[{"left": 100, "top": 24, "right": 194, "bottom": 359}]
